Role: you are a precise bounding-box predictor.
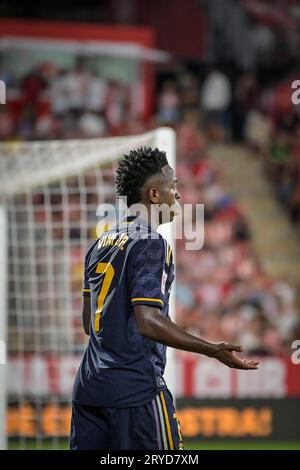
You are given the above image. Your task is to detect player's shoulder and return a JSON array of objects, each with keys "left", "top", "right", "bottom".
[
  {"left": 115, "top": 216, "right": 162, "bottom": 246},
  {"left": 128, "top": 232, "right": 168, "bottom": 260}
]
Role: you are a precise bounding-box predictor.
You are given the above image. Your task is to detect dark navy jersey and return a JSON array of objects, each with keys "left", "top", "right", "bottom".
[{"left": 72, "top": 215, "right": 175, "bottom": 408}]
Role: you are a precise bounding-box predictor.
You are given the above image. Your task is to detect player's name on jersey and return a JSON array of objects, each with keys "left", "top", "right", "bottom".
[{"left": 97, "top": 232, "right": 129, "bottom": 250}]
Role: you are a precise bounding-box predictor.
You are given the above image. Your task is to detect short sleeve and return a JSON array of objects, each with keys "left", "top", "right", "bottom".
[
  {"left": 128, "top": 238, "right": 166, "bottom": 309},
  {"left": 82, "top": 249, "right": 91, "bottom": 297}
]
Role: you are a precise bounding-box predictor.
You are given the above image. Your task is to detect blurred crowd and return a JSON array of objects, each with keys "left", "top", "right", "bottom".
[
  {"left": 2, "top": 55, "right": 300, "bottom": 356},
  {"left": 157, "top": 69, "right": 300, "bottom": 355},
  {"left": 252, "top": 83, "right": 300, "bottom": 233},
  {"left": 0, "top": 56, "right": 136, "bottom": 141},
  {"left": 156, "top": 67, "right": 300, "bottom": 236}
]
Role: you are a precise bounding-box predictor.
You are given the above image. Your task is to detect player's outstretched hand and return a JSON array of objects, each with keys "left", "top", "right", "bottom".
[{"left": 210, "top": 342, "right": 259, "bottom": 370}]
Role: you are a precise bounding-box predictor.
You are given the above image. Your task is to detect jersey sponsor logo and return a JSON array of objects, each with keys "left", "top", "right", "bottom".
[{"left": 161, "top": 270, "right": 167, "bottom": 295}]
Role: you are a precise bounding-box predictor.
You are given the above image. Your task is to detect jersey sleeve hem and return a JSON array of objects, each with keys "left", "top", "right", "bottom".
[{"left": 131, "top": 297, "right": 163, "bottom": 309}]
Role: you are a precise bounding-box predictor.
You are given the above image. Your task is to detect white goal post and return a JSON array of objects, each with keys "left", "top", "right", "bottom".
[{"left": 0, "top": 127, "right": 176, "bottom": 449}]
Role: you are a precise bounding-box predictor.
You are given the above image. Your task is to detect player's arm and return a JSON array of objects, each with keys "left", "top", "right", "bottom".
[
  {"left": 82, "top": 296, "right": 91, "bottom": 335},
  {"left": 129, "top": 238, "right": 258, "bottom": 370},
  {"left": 81, "top": 246, "right": 93, "bottom": 335},
  {"left": 134, "top": 305, "right": 259, "bottom": 370}
]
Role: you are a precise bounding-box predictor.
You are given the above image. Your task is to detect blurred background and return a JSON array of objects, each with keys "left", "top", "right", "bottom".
[{"left": 0, "top": 0, "right": 300, "bottom": 450}]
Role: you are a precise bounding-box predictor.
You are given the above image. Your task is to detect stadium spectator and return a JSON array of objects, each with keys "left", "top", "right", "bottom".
[
  {"left": 157, "top": 79, "right": 180, "bottom": 124},
  {"left": 200, "top": 66, "right": 232, "bottom": 141}
]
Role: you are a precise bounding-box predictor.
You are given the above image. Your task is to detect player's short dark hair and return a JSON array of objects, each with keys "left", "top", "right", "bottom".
[{"left": 115, "top": 147, "right": 168, "bottom": 206}]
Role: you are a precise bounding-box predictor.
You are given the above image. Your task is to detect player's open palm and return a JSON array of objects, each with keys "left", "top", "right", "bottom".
[{"left": 212, "top": 342, "right": 259, "bottom": 370}]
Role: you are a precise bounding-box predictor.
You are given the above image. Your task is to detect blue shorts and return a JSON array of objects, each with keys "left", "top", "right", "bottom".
[{"left": 70, "top": 388, "right": 184, "bottom": 450}]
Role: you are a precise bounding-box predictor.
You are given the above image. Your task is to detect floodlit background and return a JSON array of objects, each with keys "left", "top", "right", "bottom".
[{"left": 0, "top": 0, "right": 300, "bottom": 450}]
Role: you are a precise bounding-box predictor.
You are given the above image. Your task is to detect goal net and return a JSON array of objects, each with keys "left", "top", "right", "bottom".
[{"left": 0, "top": 127, "right": 176, "bottom": 450}]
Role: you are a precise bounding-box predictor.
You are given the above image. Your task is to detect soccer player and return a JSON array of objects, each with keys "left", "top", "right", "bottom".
[{"left": 70, "top": 147, "right": 259, "bottom": 450}]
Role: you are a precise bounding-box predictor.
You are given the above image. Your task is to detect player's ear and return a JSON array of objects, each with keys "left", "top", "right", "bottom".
[{"left": 147, "top": 187, "right": 160, "bottom": 204}]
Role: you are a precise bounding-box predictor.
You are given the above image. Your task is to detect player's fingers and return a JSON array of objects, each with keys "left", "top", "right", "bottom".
[{"left": 243, "top": 360, "right": 260, "bottom": 369}]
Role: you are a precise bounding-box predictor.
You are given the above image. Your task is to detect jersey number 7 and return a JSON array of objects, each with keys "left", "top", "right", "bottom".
[{"left": 94, "top": 262, "right": 115, "bottom": 332}]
